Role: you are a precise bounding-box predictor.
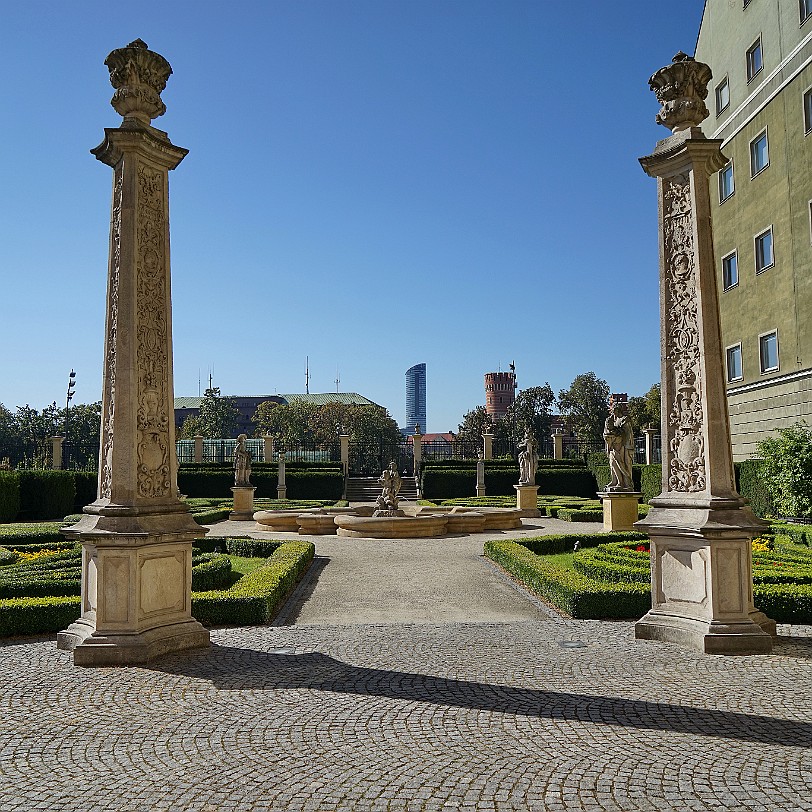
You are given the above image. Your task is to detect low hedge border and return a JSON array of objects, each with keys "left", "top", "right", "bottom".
[
  {"left": 191, "top": 541, "right": 314, "bottom": 626},
  {"left": 484, "top": 538, "right": 651, "bottom": 619},
  {"left": 0, "top": 540, "right": 315, "bottom": 637}
]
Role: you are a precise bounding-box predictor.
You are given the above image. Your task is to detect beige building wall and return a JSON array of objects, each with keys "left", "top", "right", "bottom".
[{"left": 696, "top": 0, "right": 812, "bottom": 460}]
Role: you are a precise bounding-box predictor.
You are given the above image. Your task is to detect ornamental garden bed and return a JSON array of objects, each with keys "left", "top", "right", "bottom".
[
  {"left": 484, "top": 529, "right": 812, "bottom": 623},
  {"left": 0, "top": 522, "right": 314, "bottom": 637}
]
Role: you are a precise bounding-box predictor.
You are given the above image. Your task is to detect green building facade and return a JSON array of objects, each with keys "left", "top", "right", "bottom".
[{"left": 696, "top": 0, "right": 812, "bottom": 459}]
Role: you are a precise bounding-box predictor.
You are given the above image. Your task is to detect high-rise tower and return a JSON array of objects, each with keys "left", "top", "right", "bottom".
[{"left": 404, "top": 363, "right": 426, "bottom": 435}]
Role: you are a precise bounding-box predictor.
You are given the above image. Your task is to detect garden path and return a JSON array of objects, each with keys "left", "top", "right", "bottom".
[{"left": 207, "top": 515, "right": 605, "bottom": 626}]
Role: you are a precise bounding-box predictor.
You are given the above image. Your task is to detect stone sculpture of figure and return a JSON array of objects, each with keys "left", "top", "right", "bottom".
[
  {"left": 517, "top": 428, "right": 539, "bottom": 486},
  {"left": 374, "top": 466, "right": 399, "bottom": 515},
  {"left": 388, "top": 461, "right": 402, "bottom": 497},
  {"left": 604, "top": 396, "right": 635, "bottom": 491},
  {"left": 233, "top": 434, "right": 252, "bottom": 486}
]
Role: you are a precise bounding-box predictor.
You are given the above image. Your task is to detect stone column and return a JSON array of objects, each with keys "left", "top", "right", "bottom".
[
  {"left": 193, "top": 434, "right": 204, "bottom": 464},
  {"left": 482, "top": 432, "right": 493, "bottom": 461},
  {"left": 49, "top": 436, "right": 64, "bottom": 470},
  {"left": 277, "top": 452, "right": 287, "bottom": 500},
  {"left": 263, "top": 435, "right": 274, "bottom": 464},
  {"left": 643, "top": 427, "right": 657, "bottom": 465},
  {"left": 476, "top": 454, "right": 486, "bottom": 497},
  {"left": 552, "top": 431, "right": 564, "bottom": 461},
  {"left": 339, "top": 433, "right": 350, "bottom": 478},
  {"left": 635, "top": 52, "right": 774, "bottom": 655},
  {"left": 58, "top": 40, "right": 209, "bottom": 666},
  {"left": 412, "top": 430, "right": 422, "bottom": 498}
]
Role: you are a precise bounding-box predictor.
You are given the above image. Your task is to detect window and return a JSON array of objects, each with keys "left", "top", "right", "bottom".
[
  {"left": 747, "top": 38, "right": 763, "bottom": 82},
  {"left": 719, "top": 163, "right": 735, "bottom": 202},
  {"left": 722, "top": 251, "right": 739, "bottom": 290},
  {"left": 727, "top": 344, "right": 743, "bottom": 382},
  {"left": 716, "top": 77, "right": 730, "bottom": 115},
  {"left": 759, "top": 331, "right": 779, "bottom": 373},
  {"left": 802, "top": 0, "right": 812, "bottom": 24},
  {"left": 804, "top": 87, "right": 812, "bottom": 133},
  {"left": 755, "top": 228, "right": 774, "bottom": 272},
  {"left": 750, "top": 130, "right": 769, "bottom": 176}
]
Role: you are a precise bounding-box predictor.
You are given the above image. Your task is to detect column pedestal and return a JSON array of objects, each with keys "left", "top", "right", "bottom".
[
  {"left": 230, "top": 486, "right": 256, "bottom": 520},
  {"left": 514, "top": 484, "right": 540, "bottom": 518},
  {"left": 598, "top": 491, "right": 641, "bottom": 532}
]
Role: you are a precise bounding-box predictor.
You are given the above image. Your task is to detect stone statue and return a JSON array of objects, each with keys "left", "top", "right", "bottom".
[
  {"left": 233, "top": 434, "right": 252, "bottom": 486},
  {"left": 603, "top": 395, "right": 634, "bottom": 491},
  {"left": 374, "top": 464, "right": 402, "bottom": 516},
  {"left": 517, "top": 428, "right": 538, "bottom": 486}
]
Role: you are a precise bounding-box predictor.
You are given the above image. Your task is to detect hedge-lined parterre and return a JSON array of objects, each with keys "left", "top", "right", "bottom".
[{"left": 0, "top": 539, "right": 314, "bottom": 637}]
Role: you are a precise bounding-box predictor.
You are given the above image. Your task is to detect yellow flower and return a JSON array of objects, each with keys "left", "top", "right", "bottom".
[{"left": 16, "top": 549, "right": 60, "bottom": 561}]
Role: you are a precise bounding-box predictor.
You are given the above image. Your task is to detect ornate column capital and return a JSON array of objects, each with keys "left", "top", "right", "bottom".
[
  {"left": 104, "top": 39, "right": 172, "bottom": 125},
  {"left": 649, "top": 51, "right": 713, "bottom": 133}
]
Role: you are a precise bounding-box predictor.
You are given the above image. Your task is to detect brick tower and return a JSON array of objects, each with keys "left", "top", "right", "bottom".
[{"left": 484, "top": 371, "right": 516, "bottom": 420}]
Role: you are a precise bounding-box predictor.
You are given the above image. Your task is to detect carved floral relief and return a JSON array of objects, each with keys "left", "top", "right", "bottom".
[
  {"left": 663, "top": 174, "right": 706, "bottom": 493},
  {"left": 99, "top": 167, "right": 123, "bottom": 500},
  {"left": 136, "top": 164, "right": 170, "bottom": 498}
]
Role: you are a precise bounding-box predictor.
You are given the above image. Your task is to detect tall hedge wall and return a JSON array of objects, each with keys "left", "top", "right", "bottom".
[
  {"left": 0, "top": 472, "right": 21, "bottom": 523},
  {"left": 16, "top": 471, "right": 76, "bottom": 520},
  {"left": 177, "top": 467, "right": 343, "bottom": 501},
  {"left": 420, "top": 465, "right": 598, "bottom": 499}
]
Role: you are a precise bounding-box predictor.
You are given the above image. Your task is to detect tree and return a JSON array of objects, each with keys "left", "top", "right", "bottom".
[
  {"left": 505, "top": 384, "right": 555, "bottom": 443},
  {"left": 455, "top": 405, "right": 499, "bottom": 446},
  {"left": 557, "top": 372, "right": 610, "bottom": 442},
  {"left": 644, "top": 383, "right": 661, "bottom": 427},
  {"left": 178, "top": 388, "right": 239, "bottom": 439},
  {"left": 757, "top": 422, "right": 812, "bottom": 518}
]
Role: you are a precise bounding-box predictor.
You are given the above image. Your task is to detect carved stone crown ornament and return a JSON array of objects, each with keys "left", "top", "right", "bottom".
[
  {"left": 649, "top": 51, "right": 713, "bottom": 132},
  {"left": 104, "top": 39, "right": 172, "bottom": 124}
]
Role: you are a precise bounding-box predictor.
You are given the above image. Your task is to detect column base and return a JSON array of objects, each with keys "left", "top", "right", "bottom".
[
  {"left": 58, "top": 616, "right": 210, "bottom": 666},
  {"left": 514, "top": 485, "right": 540, "bottom": 518},
  {"left": 277, "top": 486, "right": 287, "bottom": 500},
  {"left": 230, "top": 486, "right": 256, "bottom": 520},
  {"left": 635, "top": 609, "right": 775, "bottom": 655},
  {"left": 476, "top": 486, "right": 486, "bottom": 497},
  {"left": 598, "top": 491, "right": 642, "bottom": 532}
]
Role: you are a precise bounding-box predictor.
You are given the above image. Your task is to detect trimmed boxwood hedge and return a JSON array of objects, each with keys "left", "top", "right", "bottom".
[
  {"left": 0, "top": 540, "right": 314, "bottom": 637},
  {"left": 191, "top": 541, "right": 314, "bottom": 626},
  {"left": 485, "top": 538, "right": 651, "bottom": 619},
  {"left": 73, "top": 471, "right": 98, "bottom": 511},
  {"left": 17, "top": 470, "right": 76, "bottom": 520},
  {"left": 0, "top": 472, "right": 21, "bottom": 523},
  {"left": 0, "top": 523, "right": 71, "bottom": 547},
  {"left": 535, "top": 468, "right": 597, "bottom": 498},
  {"left": 178, "top": 468, "right": 343, "bottom": 501},
  {"left": 190, "top": 553, "right": 233, "bottom": 591}
]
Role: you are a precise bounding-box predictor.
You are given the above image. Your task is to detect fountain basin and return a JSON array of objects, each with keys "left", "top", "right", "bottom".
[{"left": 334, "top": 514, "right": 449, "bottom": 538}]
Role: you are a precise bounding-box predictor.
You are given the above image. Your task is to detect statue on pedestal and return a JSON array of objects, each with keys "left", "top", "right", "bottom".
[
  {"left": 517, "top": 428, "right": 538, "bottom": 486},
  {"left": 233, "top": 434, "right": 252, "bottom": 486},
  {"left": 603, "top": 394, "right": 634, "bottom": 491},
  {"left": 374, "top": 462, "right": 402, "bottom": 516}
]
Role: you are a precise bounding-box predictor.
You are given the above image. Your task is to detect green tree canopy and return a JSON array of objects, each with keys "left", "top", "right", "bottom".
[
  {"left": 557, "top": 372, "right": 610, "bottom": 442},
  {"left": 178, "top": 388, "right": 239, "bottom": 440},
  {"left": 252, "top": 400, "right": 401, "bottom": 448},
  {"left": 505, "top": 384, "right": 555, "bottom": 443},
  {"left": 757, "top": 422, "right": 812, "bottom": 518}
]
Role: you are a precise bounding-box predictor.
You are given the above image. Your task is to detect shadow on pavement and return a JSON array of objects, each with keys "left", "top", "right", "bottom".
[
  {"left": 270, "top": 556, "right": 330, "bottom": 626},
  {"left": 151, "top": 644, "right": 812, "bottom": 748}
]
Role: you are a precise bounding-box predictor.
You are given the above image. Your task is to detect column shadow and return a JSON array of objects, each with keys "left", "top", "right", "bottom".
[{"left": 152, "top": 644, "right": 812, "bottom": 748}]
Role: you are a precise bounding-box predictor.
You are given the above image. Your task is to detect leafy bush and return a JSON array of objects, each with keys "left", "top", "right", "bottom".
[
  {"left": 757, "top": 422, "right": 812, "bottom": 519},
  {"left": 557, "top": 508, "right": 603, "bottom": 522},
  {"left": 735, "top": 459, "right": 774, "bottom": 518},
  {"left": 191, "top": 507, "right": 231, "bottom": 525},
  {"left": 0, "top": 523, "right": 70, "bottom": 546},
  {"left": 0, "top": 595, "right": 82, "bottom": 637},
  {"left": 224, "top": 538, "right": 284, "bottom": 558},
  {"left": 640, "top": 465, "right": 662, "bottom": 504},
  {"left": 0, "top": 472, "right": 21, "bottom": 523},
  {"left": 535, "top": 468, "right": 597, "bottom": 498},
  {"left": 16, "top": 471, "right": 76, "bottom": 520},
  {"left": 286, "top": 470, "right": 343, "bottom": 501}
]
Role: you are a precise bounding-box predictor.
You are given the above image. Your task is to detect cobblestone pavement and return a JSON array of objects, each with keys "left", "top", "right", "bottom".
[{"left": 2, "top": 519, "right": 812, "bottom": 811}]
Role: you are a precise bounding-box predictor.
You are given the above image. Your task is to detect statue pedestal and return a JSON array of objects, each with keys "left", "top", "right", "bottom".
[
  {"left": 598, "top": 491, "right": 641, "bottom": 532},
  {"left": 230, "top": 486, "right": 256, "bottom": 520},
  {"left": 514, "top": 484, "right": 540, "bottom": 518}
]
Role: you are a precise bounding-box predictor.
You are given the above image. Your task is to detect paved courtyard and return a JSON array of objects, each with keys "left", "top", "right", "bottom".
[{"left": 2, "top": 518, "right": 812, "bottom": 811}]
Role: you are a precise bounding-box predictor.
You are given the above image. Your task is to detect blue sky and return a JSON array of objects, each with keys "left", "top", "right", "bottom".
[{"left": 1, "top": 1, "right": 706, "bottom": 433}]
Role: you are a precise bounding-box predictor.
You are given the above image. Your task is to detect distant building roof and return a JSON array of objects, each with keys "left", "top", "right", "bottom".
[
  {"left": 279, "top": 393, "right": 379, "bottom": 407},
  {"left": 174, "top": 392, "right": 380, "bottom": 409}
]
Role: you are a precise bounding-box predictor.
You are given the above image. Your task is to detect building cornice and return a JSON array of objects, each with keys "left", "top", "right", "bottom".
[{"left": 726, "top": 367, "right": 812, "bottom": 396}]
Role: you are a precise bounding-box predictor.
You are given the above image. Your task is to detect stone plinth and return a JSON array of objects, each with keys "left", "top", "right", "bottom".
[
  {"left": 635, "top": 52, "right": 775, "bottom": 655},
  {"left": 598, "top": 491, "right": 641, "bottom": 532},
  {"left": 335, "top": 514, "right": 449, "bottom": 538},
  {"left": 514, "top": 484, "right": 540, "bottom": 518},
  {"left": 230, "top": 486, "right": 256, "bottom": 520},
  {"left": 255, "top": 508, "right": 321, "bottom": 532},
  {"left": 296, "top": 514, "right": 339, "bottom": 535},
  {"left": 58, "top": 40, "right": 209, "bottom": 666}
]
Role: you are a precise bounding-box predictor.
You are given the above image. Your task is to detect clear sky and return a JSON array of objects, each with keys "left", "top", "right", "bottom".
[{"left": 1, "top": 1, "right": 706, "bottom": 433}]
